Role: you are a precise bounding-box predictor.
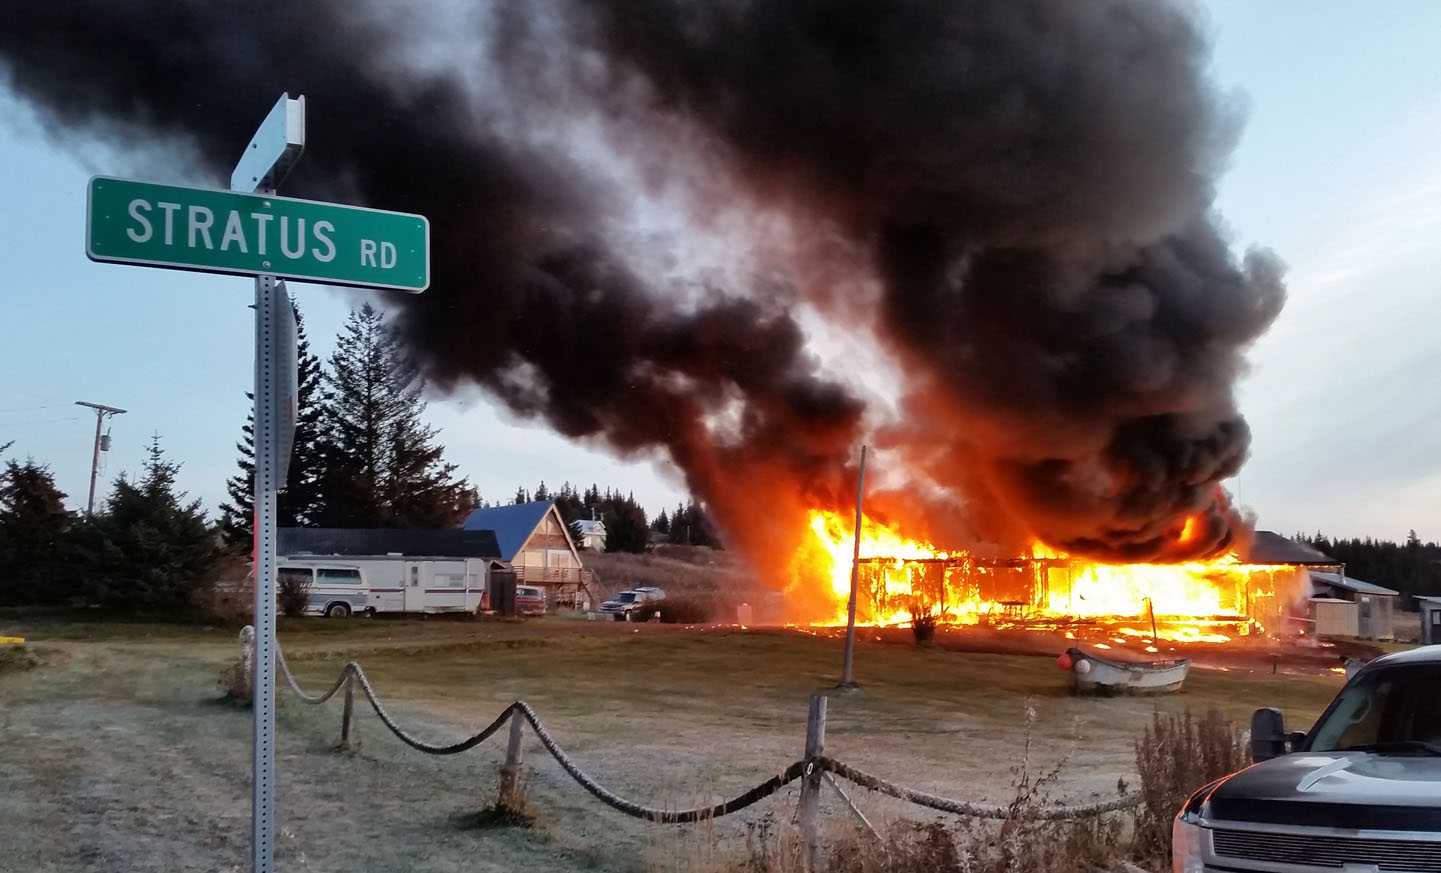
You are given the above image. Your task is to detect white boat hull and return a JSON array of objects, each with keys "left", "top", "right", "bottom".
[{"left": 1065, "top": 647, "right": 1190, "bottom": 695}]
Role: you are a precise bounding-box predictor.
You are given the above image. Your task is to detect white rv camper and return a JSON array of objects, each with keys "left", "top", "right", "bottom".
[{"left": 277, "top": 556, "right": 493, "bottom": 617}]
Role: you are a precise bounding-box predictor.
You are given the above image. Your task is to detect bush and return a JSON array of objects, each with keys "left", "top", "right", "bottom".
[
  {"left": 911, "top": 610, "right": 938, "bottom": 646},
  {"left": 632, "top": 594, "right": 714, "bottom": 624},
  {"left": 1132, "top": 708, "right": 1246, "bottom": 864},
  {"left": 277, "top": 570, "right": 312, "bottom": 617}
]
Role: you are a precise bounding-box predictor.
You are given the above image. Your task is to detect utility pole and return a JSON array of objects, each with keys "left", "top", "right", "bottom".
[
  {"left": 74, "top": 401, "right": 126, "bottom": 516},
  {"left": 839, "top": 444, "right": 868, "bottom": 689}
]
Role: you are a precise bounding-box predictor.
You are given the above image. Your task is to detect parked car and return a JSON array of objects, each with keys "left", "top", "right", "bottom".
[
  {"left": 599, "top": 586, "right": 665, "bottom": 620},
  {"left": 1173, "top": 645, "right": 1441, "bottom": 872},
  {"left": 515, "top": 585, "right": 546, "bottom": 616}
]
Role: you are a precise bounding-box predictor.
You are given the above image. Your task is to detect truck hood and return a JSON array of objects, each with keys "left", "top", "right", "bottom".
[{"left": 1205, "top": 752, "right": 1441, "bottom": 831}]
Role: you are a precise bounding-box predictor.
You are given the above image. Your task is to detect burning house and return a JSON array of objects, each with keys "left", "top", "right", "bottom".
[{"left": 789, "top": 516, "right": 1325, "bottom": 643}]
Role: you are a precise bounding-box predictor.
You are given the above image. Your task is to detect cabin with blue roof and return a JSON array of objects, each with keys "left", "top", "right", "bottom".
[{"left": 461, "top": 501, "right": 592, "bottom": 607}]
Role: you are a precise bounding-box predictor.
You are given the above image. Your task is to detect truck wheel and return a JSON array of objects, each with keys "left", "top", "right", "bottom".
[{"left": 326, "top": 602, "right": 351, "bottom": 618}]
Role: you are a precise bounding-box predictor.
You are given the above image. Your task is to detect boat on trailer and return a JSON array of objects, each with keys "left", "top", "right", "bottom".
[{"left": 1059, "top": 646, "right": 1190, "bottom": 695}]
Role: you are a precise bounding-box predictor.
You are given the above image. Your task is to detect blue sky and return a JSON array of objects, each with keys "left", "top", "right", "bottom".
[{"left": 0, "top": 1, "right": 1437, "bottom": 541}]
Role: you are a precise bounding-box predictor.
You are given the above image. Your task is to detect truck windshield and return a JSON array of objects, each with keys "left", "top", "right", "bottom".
[
  {"left": 614, "top": 593, "right": 637, "bottom": 603},
  {"left": 1307, "top": 664, "right": 1441, "bottom": 753}
]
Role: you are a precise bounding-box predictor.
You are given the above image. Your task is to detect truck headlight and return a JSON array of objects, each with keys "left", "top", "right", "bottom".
[
  {"left": 1172, "top": 777, "right": 1224, "bottom": 873},
  {"left": 1171, "top": 816, "right": 1205, "bottom": 873}
]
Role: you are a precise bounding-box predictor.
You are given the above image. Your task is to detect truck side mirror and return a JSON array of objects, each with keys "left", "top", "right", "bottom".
[{"left": 1250, "top": 707, "right": 1288, "bottom": 763}]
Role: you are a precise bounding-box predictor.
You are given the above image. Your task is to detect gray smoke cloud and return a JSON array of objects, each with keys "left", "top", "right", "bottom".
[{"left": 0, "top": 0, "right": 1284, "bottom": 565}]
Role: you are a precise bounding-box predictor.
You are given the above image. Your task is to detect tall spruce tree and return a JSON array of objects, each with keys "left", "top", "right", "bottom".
[
  {"left": 317, "top": 303, "right": 471, "bottom": 527},
  {"left": 73, "top": 436, "right": 220, "bottom": 612},
  {"left": 218, "top": 298, "right": 326, "bottom": 549},
  {"left": 0, "top": 459, "right": 71, "bottom": 605}
]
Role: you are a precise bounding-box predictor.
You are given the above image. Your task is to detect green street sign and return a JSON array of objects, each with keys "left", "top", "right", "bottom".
[{"left": 86, "top": 176, "right": 429, "bottom": 292}]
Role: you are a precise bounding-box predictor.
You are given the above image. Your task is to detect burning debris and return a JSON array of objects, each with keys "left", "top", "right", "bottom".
[{"left": 1, "top": 1, "right": 1285, "bottom": 606}]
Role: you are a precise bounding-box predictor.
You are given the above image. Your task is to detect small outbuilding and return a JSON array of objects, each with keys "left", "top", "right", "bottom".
[
  {"left": 1308, "top": 597, "right": 1359, "bottom": 638},
  {"left": 1416, "top": 596, "right": 1441, "bottom": 645},
  {"left": 1310, "top": 571, "right": 1399, "bottom": 641}
]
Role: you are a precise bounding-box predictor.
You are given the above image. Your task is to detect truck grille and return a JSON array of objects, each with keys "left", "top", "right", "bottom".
[{"left": 1213, "top": 828, "right": 1441, "bottom": 872}]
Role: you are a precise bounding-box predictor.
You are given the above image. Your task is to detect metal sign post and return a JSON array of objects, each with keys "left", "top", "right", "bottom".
[{"left": 232, "top": 92, "right": 307, "bottom": 873}]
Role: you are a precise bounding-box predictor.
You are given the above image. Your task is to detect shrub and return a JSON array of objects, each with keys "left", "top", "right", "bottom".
[
  {"left": 277, "top": 570, "right": 312, "bottom": 617},
  {"left": 632, "top": 594, "right": 714, "bottom": 624},
  {"left": 1132, "top": 708, "right": 1246, "bottom": 864},
  {"left": 218, "top": 660, "right": 252, "bottom": 703},
  {"left": 911, "top": 610, "right": 938, "bottom": 646}
]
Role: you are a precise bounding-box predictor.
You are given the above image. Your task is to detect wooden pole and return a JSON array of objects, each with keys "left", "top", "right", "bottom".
[
  {"left": 338, "top": 669, "right": 356, "bottom": 751},
  {"left": 840, "top": 446, "right": 868, "bottom": 688},
  {"left": 498, "top": 707, "right": 526, "bottom": 809},
  {"left": 800, "top": 693, "right": 828, "bottom": 872},
  {"left": 1147, "top": 597, "right": 1159, "bottom": 642}
]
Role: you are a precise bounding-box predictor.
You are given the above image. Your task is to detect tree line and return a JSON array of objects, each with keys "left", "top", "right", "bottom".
[
  {"left": 506, "top": 480, "right": 722, "bottom": 554},
  {"left": 0, "top": 300, "right": 719, "bottom": 612},
  {"left": 1295, "top": 531, "right": 1441, "bottom": 608}
]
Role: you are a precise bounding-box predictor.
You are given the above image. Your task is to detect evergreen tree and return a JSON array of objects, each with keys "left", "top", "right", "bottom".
[
  {"left": 513, "top": 486, "right": 531, "bottom": 505},
  {"left": 603, "top": 495, "right": 650, "bottom": 554},
  {"left": 534, "top": 481, "right": 551, "bottom": 502},
  {"left": 651, "top": 508, "right": 671, "bottom": 535},
  {"left": 316, "top": 303, "right": 472, "bottom": 527},
  {"left": 72, "top": 436, "right": 221, "bottom": 612},
  {"left": 672, "top": 501, "right": 724, "bottom": 549},
  {"left": 0, "top": 459, "right": 72, "bottom": 605},
  {"left": 218, "top": 298, "right": 327, "bottom": 548}
]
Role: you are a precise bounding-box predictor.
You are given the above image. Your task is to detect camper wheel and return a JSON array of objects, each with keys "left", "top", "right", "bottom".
[{"left": 325, "top": 602, "right": 352, "bottom": 618}]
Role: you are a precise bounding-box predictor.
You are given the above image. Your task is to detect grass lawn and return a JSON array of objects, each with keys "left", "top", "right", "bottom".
[{"left": 0, "top": 614, "right": 1345, "bottom": 872}]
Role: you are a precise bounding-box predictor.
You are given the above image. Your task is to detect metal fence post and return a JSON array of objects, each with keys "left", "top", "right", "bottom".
[
  {"left": 498, "top": 707, "right": 526, "bottom": 809},
  {"left": 800, "top": 693, "right": 828, "bottom": 872},
  {"left": 338, "top": 668, "right": 357, "bottom": 751}
]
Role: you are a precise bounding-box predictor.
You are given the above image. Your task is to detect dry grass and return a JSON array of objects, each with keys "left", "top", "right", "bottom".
[
  {"left": 0, "top": 616, "right": 1342, "bottom": 873},
  {"left": 0, "top": 642, "right": 39, "bottom": 673},
  {"left": 587, "top": 548, "right": 756, "bottom": 603}
]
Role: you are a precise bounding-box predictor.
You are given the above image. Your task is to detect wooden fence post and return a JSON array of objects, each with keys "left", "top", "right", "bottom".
[
  {"left": 239, "top": 625, "right": 255, "bottom": 697},
  {"left": 800, "top": 693, "right": 828, "bottom": 872},
  {"left": 498, "top": 707, "right": 526, "bottom": 809},
  {"left": 338, "top": 667, "right": 357, "bottom": 751}
]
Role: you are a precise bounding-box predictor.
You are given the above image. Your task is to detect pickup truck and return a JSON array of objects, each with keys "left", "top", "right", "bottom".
[
  {"left": 598, "top": 586, "right": 665, "bottom": 620},
  {"left": 1173, "top": 646, "right": 1441, "bottom": 873}
]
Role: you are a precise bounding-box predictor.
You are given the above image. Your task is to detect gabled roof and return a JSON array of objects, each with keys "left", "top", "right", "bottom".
[
  {"left": 1244, "top": 531, "right": 1340, "bottom": 566},
  {"left": 461, "top": 501, "right": 566, "bottom": 562},
  {"left": 576, "top": 519, "right": 605, "bottom": 535},
  {"left": 1310, "top": 570, "right": 1399, "bottom": 597},
  {"left": 1414, "top": 595, "right": 1441, "bottom": 606},
  {"left": 278, "top": 528, "right": 501, "bottom": 559}
]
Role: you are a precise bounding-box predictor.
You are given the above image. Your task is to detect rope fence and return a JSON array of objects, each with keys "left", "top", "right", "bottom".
[{"left": 252, "top": 627, "right": 1142, "bottom": 861}]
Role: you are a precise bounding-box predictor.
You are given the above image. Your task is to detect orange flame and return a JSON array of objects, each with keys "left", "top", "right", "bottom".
[{"left": 791, "top": 509, "right": 1308, "bottom": 642}]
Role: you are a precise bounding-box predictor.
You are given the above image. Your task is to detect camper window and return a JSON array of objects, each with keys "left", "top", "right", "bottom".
[{"left": 318, "top": 568, "right": 362, "bottom": 585}]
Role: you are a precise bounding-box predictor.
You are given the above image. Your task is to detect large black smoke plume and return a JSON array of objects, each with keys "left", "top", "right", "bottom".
[{"left": 0, "top": 0, "right": 1283, "bottom": 569}]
